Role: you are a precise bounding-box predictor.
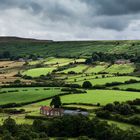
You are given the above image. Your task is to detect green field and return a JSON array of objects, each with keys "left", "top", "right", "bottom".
[
  {"left": 35, "top": 90, "right": 140, "bottom": 106},
  {"left": 75, "top": 76, "right": 140, "bottom": 86},
  {"left": 104, "top": 64, "right": 135, "bottom": 74},
  {"left": 0, "top": 87, "right": 62, "bottom": 105},
  {"left": 86, "top": 65, "right": 107, "bottom": 73},
  {"left": 62, "top": 64, "right": 89, "bottom": 73},
  {"left": 114, "top": 83, "right": 140, "bottom": 90},
  {"left": 22, "top": 67, "right": 55, "bottom": 77}
]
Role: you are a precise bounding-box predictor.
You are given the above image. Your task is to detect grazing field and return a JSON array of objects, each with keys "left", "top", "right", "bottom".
[
  {"left": 22, "top": 67, "right": 55, "bottom": 77},
  {"left": 114, "top": 83, "right": 140, "bottom": 90},
  {"left": 85, "top": 65, "right": 108, "bottom": 73},
  {"left": 35, "top": 90, "right": 140, "bottom": 106},
  {"left": 0, "top": 87, "right": 62, "bottom": 105},
  {"left": 44, "top": 57, "right": 73, "bottom": 65},
  {"left": 104, "top": 64, "right": 135, "bottom": 74},
  {"left": 75, "top": 76, "right": 140, "bottom": 86},
  {"left": 66, "top": 74, "right": 113, "bottom": 83},
  {"left": 62, "top": 64, "right": 88, "bottom": 73}
]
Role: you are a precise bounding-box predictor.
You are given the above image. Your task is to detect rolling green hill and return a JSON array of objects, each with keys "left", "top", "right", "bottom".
[{"left": 0, "top": 37, "right": 140, "bottom": 58}]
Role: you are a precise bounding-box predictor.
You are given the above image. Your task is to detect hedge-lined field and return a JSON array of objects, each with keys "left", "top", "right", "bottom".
[
  {"left": 114, "top": 83, "right": 140, "bottom": 90},
  {"left": 22, "top": 67, "right": 56, "bottom": 77},
  {"left": 104, "top": 64, "right": 135, "bottom": 74},
  {"left": 62, "top": 64, "right": 88, "bottom": 73},
  {"left": 0, "top": 87, "right": 62, "bottom": 105},
  {"left": 75, "top": 76, "right": 140, "bottom": 86},
  {"left": 35, "top": 89, "right": 140, "bottom": 106}
]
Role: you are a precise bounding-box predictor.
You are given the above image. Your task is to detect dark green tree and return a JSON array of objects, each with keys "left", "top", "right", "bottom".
[
  {"left": 3, "top": 117, "right": 17, "bottom": 135},
  {"left": 50, "top": 96, "right": 62, "bottom": 108},
  {"left": 82, "top": 81, "right": 92, "bottom": 89}
]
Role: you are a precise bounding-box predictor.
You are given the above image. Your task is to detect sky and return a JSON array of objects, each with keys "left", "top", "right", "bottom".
[{"left": 0, "top": 0, "right": 140, "bottom": 41}]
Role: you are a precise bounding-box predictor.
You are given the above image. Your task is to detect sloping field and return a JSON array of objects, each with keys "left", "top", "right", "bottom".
[
  {"left": 62, "top": 64, "right": 88, "bottom": 73},
  {"left": 114, "top": 83, "right": 140, "bottom": 90},
  {"left": 75, "top": 76, "right": 140, "bottom": 85},
  {"left": 1, "top": 38, "right": 140, "bottom": 57},
  {"left": 104, "top": 64, "right": 135, "bottom": 74},
  {"left": 85, "top": 65, "right": 108, "bottom": 73},
  {"left": 22, "top": 67, "right": 55, "bottom": 77},
  {"left": 35, "top": 90, "right": 140, "bottom": 106},
  {"left": 0, "top": 87, "right": 61, "bottom": 105}
]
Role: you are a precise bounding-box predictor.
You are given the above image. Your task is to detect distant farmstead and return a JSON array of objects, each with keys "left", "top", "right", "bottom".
[
  {"left": 40, "top": 106, "right": 64, "bottom": 117},
  {"left": 40, "top": 106, "right": 89, "bottom": 117},
  {"left": 115, "top": 59, "right": 131, "bottom": 64}
]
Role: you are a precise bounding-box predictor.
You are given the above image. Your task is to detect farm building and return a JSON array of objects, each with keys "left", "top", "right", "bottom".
[
  {"left": 40, "top": 106, "right": 64, "bottom": 116},
  {"left": 115, "top": 59, "right": 131, "bottom": 64},
  {"left": 40, "top": 106, "right": 89, "bottom": 117}
]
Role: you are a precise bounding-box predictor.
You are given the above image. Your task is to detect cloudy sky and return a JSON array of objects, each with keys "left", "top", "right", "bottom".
[{"left": 0, "top": 0, "right": 140, "bottom": 40}]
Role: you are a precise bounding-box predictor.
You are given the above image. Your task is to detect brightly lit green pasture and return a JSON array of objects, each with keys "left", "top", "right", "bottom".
[
  {"left": 62, "top": 64, "right": 89, "bottom": 73},
  {"left": 22, "top": 67, "right": 55, "bottom": 77},
  {"left": 35, "top": 90, "right": 140, "bottom": 106},
  {"left": 85, "top": 65, "right": 108, "bottom": 73},
  {"left": 44, "top": 57, "right": 73, "bottom": 65},
  {"left": 104, "top": 64, "right": 135, "bottom": 74},
  {"left": 113, "top": 83, "right": 140, "bottom": 90},
  {"left": 66, "top": 74, "right": 113, "bottom": 83},
  {"left": 75, "top": 76, "right": 140, "bottom": 86},
  {"left": 0, "top": 87, "right": 62, "bottom": 105}
]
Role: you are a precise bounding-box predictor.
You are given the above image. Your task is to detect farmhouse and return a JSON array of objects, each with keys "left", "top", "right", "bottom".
[
  {"left": 115, "top": 59, "right": 130, "bottom": 64},
  {"left": 40, "top": 106, "right": 89, "bottom": 117},
  {"left": 40, "top": 106, "right": 64, "bottom": 116}
]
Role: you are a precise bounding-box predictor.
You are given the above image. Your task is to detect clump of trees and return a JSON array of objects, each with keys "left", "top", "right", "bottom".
[{"left": 1, "top": 115, "right": 140, "bottom": 140}]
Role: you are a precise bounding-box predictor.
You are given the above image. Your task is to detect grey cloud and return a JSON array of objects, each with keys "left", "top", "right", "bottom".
[
  {"left": 82, "top": 0, "right": 140, "bottom": 16},
  {"left": 0, "top": 0, "right": 139, "bottom": 40}
]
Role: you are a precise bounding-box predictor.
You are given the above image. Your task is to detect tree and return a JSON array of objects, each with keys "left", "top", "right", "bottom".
[
  {"left": 82, "top": 81, "right": 92, "bottom": 89},
  {"left": 50, "top": 96, "right": 62, "bottom": 108},
  {"left": 3, "top": 117, "right": 17, "bottom": 135}
]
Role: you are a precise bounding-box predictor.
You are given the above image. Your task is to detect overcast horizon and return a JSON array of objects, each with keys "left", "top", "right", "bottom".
[{"left": 0, "top": 0, "right": 140, "bottom": 41}]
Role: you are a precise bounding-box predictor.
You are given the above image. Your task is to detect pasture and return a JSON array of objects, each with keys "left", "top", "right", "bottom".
[
  {"left": 35, "top": 89, "right": 140, "bottom": 106},
  {"left": 22, "top": 67, "right": 55, "bottom": 77},
  {"left": 62, "top": 64, "right": 89, "bottom": 73},
  {"left": 0, "top": 87, "right": 62, "bottom": 105},
  {"left": 114, "top": 82, "right": 140, "bottom": 90},
  {"left": 75, "top": 76, "right": 140, "bottom": 86},
  {"left": 104, "top": 64, "right": 135, "bottom": 74}
]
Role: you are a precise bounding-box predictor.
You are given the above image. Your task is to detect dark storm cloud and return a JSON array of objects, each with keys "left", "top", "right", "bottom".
[{"left": 82, "top": 0, "right": 140, "bottom": 16}]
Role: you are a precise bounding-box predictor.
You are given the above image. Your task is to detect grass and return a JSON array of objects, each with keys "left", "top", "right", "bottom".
[
  {"left": 114, "top": 82, "right": 140, "bottom": 90},
  {"left": 22, "top": 67, "right": 55, "bottom": 77},
  {"left": 85, "top": 65, "right": 108, "bottom": 73},
  {"left": 35, "top": 89, "right": 140, "bottom": 106},
  {"left": 62, "top": 64, "right": 88, "bottom": 73},
  {"left": 104, "top": 64, "right": 135, "bottom": 74},
  {"left": 0, "top": 87, "right": 62, "bottom": 105},
  {"left": 75, "top": 76, "right": 140, "bottom": 85}
]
